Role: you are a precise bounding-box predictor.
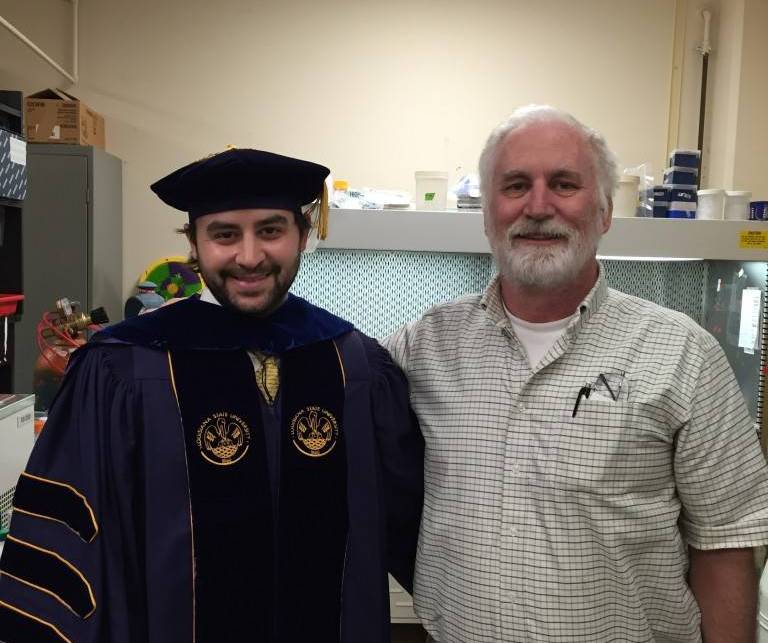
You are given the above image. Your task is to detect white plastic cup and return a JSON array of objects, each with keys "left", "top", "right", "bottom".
[
  {"left": 724, "top": 190, "right": 752, "bottom": 220},
  {"left": 696, "top": 189, "right": 725, "bottom": 220},
  {"left": 414, "top": 171, "right": 449, "bottom": 210},
  {"left": 614, "top": 175, "right": 640, "bottom": 217}
]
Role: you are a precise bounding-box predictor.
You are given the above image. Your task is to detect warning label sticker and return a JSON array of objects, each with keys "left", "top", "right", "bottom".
[{"left": 739, "top": 230, "right": 768, "bottom": 250}]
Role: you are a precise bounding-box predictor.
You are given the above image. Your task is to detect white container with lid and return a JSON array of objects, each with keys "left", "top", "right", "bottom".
[
  {"left": 724, "top": 190, "right": 752, "bottom": 220},
  {"left": 0, "top": 393, "right": 36, "bottom": 550},
  {"left": 614, "top": 175, "right": 640, "bottom": 217},
  {"left": 696, "top": 189, "right": 725, "bottom": 220},
  {"left": 0, "top": 394, "right": 35, "bottom": 495},
  {"left": 414, "top": 171, "right": 449, "bottom": 210}
]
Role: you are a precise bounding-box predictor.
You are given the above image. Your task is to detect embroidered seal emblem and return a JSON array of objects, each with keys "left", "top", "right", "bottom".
[
  {"left": 196, "top": 412, "right": 251, "bottom": 466},
  {"left": 290, "top": 406, "right": 339, "bottom": 458}
]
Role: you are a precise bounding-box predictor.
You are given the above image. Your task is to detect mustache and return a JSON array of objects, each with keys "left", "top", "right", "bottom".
[
  {"left": 223, "top": 265, "right": 280, "bottom": 279},
  {"left": 505, "top": 219, "right": 573, "bottom": 241}
]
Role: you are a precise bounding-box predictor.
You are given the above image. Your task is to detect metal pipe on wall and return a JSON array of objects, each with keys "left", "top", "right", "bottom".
[
  {"left": 696, "top": 10, "right": 712, "bottom": 190},
  {"left": 0, "top": 0, "right": 79, "bottom": 85},
  {"left": 72, "top": 0, "right": 78, "bottom": 82}
]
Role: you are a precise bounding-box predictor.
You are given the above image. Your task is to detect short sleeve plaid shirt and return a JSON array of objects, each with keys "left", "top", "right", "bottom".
[{"left": 383, "top": 269, "right": 768, "bottom": 642}]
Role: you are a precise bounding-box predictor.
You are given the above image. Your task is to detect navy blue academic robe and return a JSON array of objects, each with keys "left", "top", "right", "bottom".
[{"left": 0, "top": 295, "right": 424, "bottom": 643}]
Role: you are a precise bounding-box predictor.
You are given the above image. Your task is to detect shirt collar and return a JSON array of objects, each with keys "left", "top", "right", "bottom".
[
  {"left": 481, "top": 261, "right": 609, "bottom": 333},
  {"left": 577, "top": 261, "right": 608, "bottom": 326},
  {"left": 200, "top": 287, "right": 219, "bottom": 305},
  {"left": 479, "top": 274, "right": 508, "bottom": 328}
]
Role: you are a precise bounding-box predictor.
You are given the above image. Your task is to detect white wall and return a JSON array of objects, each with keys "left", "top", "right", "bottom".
[
  {"left": 0, "top": 0, "right": 72, "bottom": 88},
  {"left": 1, "top": 0, "right": 761, "bottom": 300},
  {"left": 732, "top": 0, "right": 768, "bottom": 196},
  {"left": 699, "top": 0, "right": 744, "bottom": 190}
]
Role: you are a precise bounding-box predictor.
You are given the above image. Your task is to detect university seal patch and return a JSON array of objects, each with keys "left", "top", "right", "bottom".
[
  {"left": 196, "top": 412, "right": 251, "bottom": 466},
  {"left": 290, "top": 406, "right": 339, "bottom": 458}
]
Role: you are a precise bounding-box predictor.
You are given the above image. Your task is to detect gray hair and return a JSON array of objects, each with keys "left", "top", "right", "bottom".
[{"left": 478, "top": 104, "right": 619, "bottom": 212}]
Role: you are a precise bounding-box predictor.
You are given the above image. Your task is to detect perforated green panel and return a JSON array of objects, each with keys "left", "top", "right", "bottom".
[{"left": 292, "top": 250, "right": 706, "bottom": 338}]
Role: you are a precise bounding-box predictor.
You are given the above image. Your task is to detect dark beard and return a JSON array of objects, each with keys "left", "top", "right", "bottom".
[{"left": 202, "top": 254, "right": 302, "bottom": 318}]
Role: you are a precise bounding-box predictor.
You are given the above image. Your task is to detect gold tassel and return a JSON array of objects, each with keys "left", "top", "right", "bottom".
[{"left": 317, "top": 182, "right": 330, "bottom": 240}]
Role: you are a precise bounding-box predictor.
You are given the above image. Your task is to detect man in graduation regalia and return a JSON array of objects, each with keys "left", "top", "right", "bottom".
[{"left": 0, "top": 149, "right": 424, "bottom": 643}]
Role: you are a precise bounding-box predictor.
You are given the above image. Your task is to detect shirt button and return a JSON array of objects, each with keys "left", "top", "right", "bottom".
[
  {"left": 512, "top": 464, "right": 521, "bottom": 475},
  {"left": 518, "top": 402, "right": 526, "bottom": 412}
]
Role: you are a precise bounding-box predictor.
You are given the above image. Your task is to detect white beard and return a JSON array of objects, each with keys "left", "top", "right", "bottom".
[{"left": 489, "top": 215, "right": 603, "bottom": 289}]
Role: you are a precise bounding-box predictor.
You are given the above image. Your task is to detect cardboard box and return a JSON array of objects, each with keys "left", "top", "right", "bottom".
[{"left": 25, "top": 89, "right": 105, "bottom": 149}]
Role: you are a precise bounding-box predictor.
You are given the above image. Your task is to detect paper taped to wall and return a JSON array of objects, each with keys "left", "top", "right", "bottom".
[{"left": 738, "top": 288, "right": 762, "bottom": 354}]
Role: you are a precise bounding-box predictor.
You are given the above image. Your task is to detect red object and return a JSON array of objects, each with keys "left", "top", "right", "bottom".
[
  {"left": 0, "top": 294, "right": 24, "bottom": 316},
  {"left": 36, "top": 311, "right": 84, "bottom": 375}
]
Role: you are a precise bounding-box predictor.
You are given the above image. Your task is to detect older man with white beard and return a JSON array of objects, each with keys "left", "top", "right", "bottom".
[{"left": 384, "top": 105, "right": 768, "bottom": 643}]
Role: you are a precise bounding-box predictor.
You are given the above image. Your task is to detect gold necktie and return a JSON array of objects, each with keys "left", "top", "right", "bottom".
[{"left": 257, "top": 354, "right": 280, "bottom": 404}]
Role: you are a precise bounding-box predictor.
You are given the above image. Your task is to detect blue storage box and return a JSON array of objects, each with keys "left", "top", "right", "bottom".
[
  {"left": 666, "top": 185, "right": 697, "bottom": 203},
  {"left": 750, "top": 201, "right": 768, "bottom": 221},
  {"left": 663, "top": 166, "right": 698, "bottom": 185},
  {"left": 667, "top": 201, "right": 697, "bottom": 219},
  {"left": 668, "top": 149, "right": 701, "bottom": 169}
]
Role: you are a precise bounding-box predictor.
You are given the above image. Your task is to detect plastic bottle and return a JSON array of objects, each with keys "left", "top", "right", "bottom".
[{"left": 332, "top": 180, "right": 350, "bottom": 208}]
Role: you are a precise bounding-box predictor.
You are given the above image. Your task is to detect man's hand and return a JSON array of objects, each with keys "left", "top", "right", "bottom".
[{"left": 689, "top": 546, "right": 758, "bottom": 642}]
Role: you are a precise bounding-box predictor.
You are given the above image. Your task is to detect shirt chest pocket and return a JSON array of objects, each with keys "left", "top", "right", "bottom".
[{"left": 532, "top": 402, "right": 675, "bottom": 497}]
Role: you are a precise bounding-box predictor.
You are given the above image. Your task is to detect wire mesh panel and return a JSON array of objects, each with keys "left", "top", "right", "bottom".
[
  {"left": 293, "top": 250, "right": 707, "bottom": 338},
  {"left": 602, "top": 260, "right": 707, "bottom": 322},
  {"left": 0, "top": 485, "right": 14, "bottom": 531}
]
